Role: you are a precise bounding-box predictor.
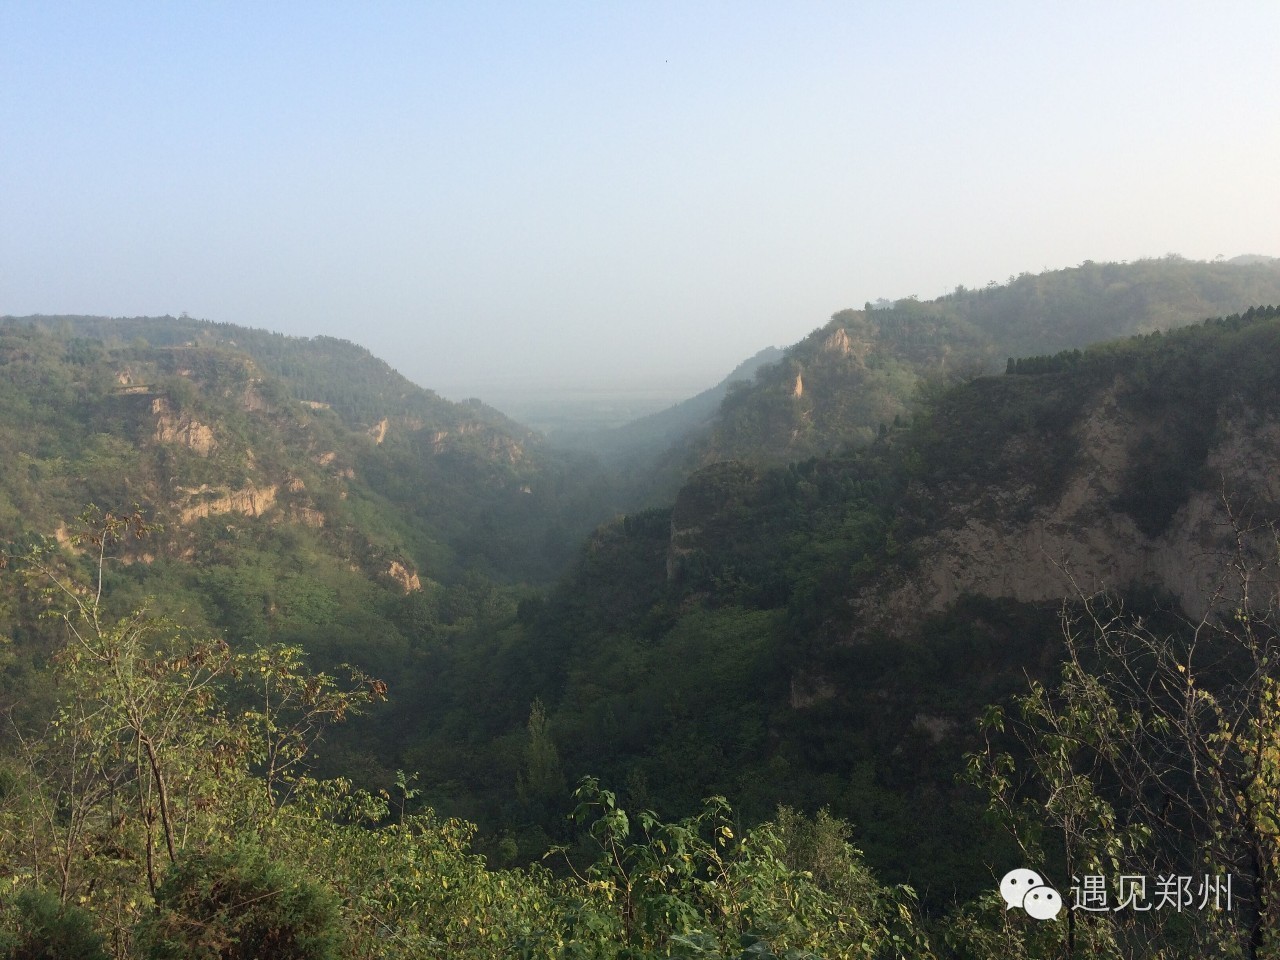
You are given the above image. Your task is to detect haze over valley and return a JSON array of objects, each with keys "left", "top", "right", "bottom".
[{"left": 5, "top": 3, "right": 1280, "bottom": 957}]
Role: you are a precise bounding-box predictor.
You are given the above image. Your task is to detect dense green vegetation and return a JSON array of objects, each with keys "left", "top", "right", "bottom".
[
  {"left": 393, "top": 305, "right": 1280, "bottom": 916},
  {"left": 0, "top": 314, "right": 616, "bottom": 583},
  {"left": 0, "top": 521, "right": 935, "bottom": 957},
  {"left": 5, "top": 264, "right": 1280, "bottom": 955},
  {"left": 1, "top": 515, "right": 1268, "bottom": 956},
  {"left": 687, "top": 256, "right": 1280, "bottom": 467},
  {"left": 0, "top": 311, "right": 620, "bottom": 798}
]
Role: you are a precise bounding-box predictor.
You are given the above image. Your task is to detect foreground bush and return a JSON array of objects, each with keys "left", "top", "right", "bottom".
[
  {"left": 0, "top": 889, "right": 110, "bottom": 960},
  {"left": 137, "top": 844, "right": 340, "bottom": 960}
]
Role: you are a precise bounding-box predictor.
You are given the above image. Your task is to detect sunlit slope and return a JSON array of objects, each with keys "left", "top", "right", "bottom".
[
  {"left": 0, "top": 314, "right": 613, "bottom": 584},
  {"left": 693, "top": 256, "right": 1280, "bottom": 464}
]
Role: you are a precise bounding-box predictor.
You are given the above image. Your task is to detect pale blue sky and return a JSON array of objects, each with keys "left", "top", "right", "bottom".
[{"left": 3, "top": 2, "right": 1278, "bottom": 399}]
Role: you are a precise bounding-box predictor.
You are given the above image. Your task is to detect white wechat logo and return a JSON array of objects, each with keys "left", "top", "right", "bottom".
[{"left": 1000, "top": 868, "right": 1063, "bottom": 920}]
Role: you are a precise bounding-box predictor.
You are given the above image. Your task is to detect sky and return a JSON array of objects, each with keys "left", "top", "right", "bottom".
[{"left": 3, "top": 2, "right": 1279, "bottom": 401}]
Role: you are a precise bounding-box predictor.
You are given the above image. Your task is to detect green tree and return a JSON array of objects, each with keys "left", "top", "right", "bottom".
[
  {"left": 517, "top": 699, "right": 566, "bottom": 814},
  {"left": 0, "top": 509, "right": 382, "bottom": 953},
  {"left": 546, "top": 777, "right": 931, "bottom": 959}
]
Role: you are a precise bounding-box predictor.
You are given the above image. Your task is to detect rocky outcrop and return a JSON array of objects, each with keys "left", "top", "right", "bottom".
[
  {"left": 822, "top": 328, "right": 853, "bottom": 357},
  {"left": 667, "top": 517, "right": 700, "bottom": 581},
  {"left": 241, "top": 383, "right": 269, "bottom": 412},
  {"left": 178, "top": 483, "right": 277, "bottom": 524},
  {"left": 153, "top": 398, "right": 216, "bottom": 456},
  {"left": 488, "top": 436, "right": 525, "bottom": 464},
  {"left": 862, "top": 390, "right": 1280, "bottom": 634},
  {"left": 429, "top": 423, "right": 478, "bottom": 452},
  {"left": 370, "top": 418, "right": 389, "bottom": 445},
  {"left": 386, "top": 560, "right": 421, "bottom": 593},
  {"left": 820, "top": 326, "right": 871, "bottom": 363},
  {"left": 912, "top": 713, "right": 956, "bottom": 743},
  {"left": 429, "top": 422, "right": 525, "bottom": 463}
]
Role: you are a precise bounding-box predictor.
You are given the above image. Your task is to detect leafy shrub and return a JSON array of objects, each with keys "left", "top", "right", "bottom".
[
  {"left": 0, "top": 889, "right": 110, "bottom": 960},
  {"left": 138, "top": 844, "right": 340, "bottom": 960}
]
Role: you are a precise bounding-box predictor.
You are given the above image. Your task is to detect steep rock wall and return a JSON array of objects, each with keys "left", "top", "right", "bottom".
[{"left": 863, "top": 391, "right": 1280, "bottom": 633}]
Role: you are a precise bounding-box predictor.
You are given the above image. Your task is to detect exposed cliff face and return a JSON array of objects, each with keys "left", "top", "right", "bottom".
[
  {"left": 0, "top": 312, "right": 617, "bottom": 594},
  {"left": 241, "top": 383, "right": 270, "bottom": 412},
  {"left": 862, "top": 385, "right": 1280, "bottom": 635},
  {"left": 152, "top": 397, "right": 216, "bottom": 456},
  {"left": 386, "top": 560, "right": 422, "bottom": 593},
  {"left": 178, "top": 483, "right": 278, "bottom": 523},
  {"left": 822, "top": 327, "right": 854, "bottom": 358},
  {"left": 290, "top": 506, "right": 326, "bottom": 527}
]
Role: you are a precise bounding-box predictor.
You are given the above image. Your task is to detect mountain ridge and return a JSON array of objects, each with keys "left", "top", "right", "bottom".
[
  {"left": 0, "top": 313, "right": 616, "bottom": 585},
  {"left": 7, "top": 271, "right": 1280, "bottom": 903},
  {"left": 689, "top": 255, "right": 1280, "bottom": 467}
]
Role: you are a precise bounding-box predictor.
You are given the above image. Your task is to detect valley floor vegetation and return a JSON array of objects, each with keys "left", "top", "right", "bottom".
[
  {"left": 0, "top": 514, "right": 930, "bottom": 959},
  {"left": 2, "top": 511, "right": 1277, "bottom": 958}
]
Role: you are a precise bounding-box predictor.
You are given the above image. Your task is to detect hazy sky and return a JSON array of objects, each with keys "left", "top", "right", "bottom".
[{"left": 3, "top": 2, "right": 1278, "bottom": 399}]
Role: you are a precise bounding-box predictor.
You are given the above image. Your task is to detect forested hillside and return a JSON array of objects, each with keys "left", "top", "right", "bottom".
[
  {"left": 0, "top": 314, "right": 622, "bottom": 787},
  {"left": 690, "top": 256, "right": 1280, "bottom": 464},
  {"left": 4, "top": 302, "right": 1280, "bottom": 957},
  {"left": 397, "top": 306, "right": 1280, "bottom": 945},
  {"left": 0, "top": 315, "right": 615, "bottom": 583}
]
